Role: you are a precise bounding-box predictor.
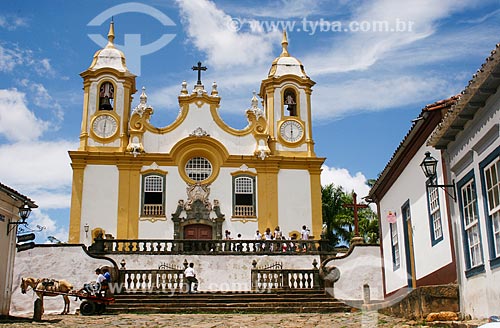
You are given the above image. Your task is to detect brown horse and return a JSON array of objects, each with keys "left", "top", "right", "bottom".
[{"left": 20, "top": 277, "right": 73, "bottom": 314}]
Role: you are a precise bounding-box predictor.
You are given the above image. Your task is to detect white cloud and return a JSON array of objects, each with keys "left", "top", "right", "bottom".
[
  {"left": 312, "top": 75, "right": 453, "bottom": 120},
  {"left": 0, "top": 43, "right": 54, "bottom": 76},
  {"left": 0, "top": 88, "right": 49, "bottom": 142},
  {"left": 28, "top": 210, "right": 69, "bottom": 243},
  {"left": 176, "top": 0, "right": 280, "bottom": 69},
  {"left": 306, "top": 0, "right": 475, "bottom": 75},
  {"left": 225, "top": 0, "right": 325, "bottom": 19},
  {"left": 0, "top": 140, "right": 76, "bottom": 209},
  {"left": 0, "top": 14, "right": 28, "bottom": 31},
  {"left": 321, "top": 165, "right": 371, "bottom": 198}
]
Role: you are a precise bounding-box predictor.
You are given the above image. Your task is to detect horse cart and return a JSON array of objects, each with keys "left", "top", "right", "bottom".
[{"left": 76, "top": 292, "right": 115, "bottom": 316}]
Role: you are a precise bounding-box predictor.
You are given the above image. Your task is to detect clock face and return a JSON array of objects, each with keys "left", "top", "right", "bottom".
[
  {"left": 92, "top": 114, "right": 118, "bottom": 139},
  {"left": 280, "top": 120, "right": 304, "bottom": 143}
]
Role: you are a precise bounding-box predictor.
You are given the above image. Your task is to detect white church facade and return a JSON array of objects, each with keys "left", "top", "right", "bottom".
[{"left": 68, "top": 22, "right": 324, "bottom": 244}]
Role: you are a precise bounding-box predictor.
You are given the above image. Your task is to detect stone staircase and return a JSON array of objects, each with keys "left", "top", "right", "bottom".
[{"left": 107, "top": 289, "right": 352, "bottom": 314}]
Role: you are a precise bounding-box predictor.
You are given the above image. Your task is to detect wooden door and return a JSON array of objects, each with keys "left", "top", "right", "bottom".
[{"left": 184, "top": 224, "right": 212, "bottom": 240}]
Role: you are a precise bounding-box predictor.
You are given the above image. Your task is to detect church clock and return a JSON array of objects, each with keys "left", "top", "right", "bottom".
[
  {"left": 91, "top": 113, "right": 118, "bottom": 140},
  {"left": 278, "top": 119, "right": 304, "bottom": 144}
]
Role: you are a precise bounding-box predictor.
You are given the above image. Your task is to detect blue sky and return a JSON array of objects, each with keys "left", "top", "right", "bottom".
[{"left": 1, "top": 0, "right": 499, "bottom": 243}]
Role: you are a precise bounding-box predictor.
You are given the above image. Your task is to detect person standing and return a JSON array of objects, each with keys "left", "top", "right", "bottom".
[
  {"left": 254, "top": 230, "right": 262, "bottom": 252},
  {"left": 301, "top": 225, "right": 310, "bottom": 252},
  {"left": 184, "top": 263, "right": 198, "bottom": 293}
]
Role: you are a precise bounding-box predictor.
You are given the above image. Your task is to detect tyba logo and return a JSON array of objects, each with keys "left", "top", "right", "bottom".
[{"left": 87, "top": 2, "right": 176, "bottom": 76}]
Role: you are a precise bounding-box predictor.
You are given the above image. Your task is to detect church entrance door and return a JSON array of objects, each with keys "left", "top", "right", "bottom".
[{"left": 184, "top": 224, "right": 212, "bottom": 240}]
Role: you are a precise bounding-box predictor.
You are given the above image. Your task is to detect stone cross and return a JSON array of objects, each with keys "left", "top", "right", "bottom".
[
  {"left": 192, "top": 61, "right": 207, "bottom": 85},
  {"left": 342, "top": 192, "right": 368, "bottom": 237}
]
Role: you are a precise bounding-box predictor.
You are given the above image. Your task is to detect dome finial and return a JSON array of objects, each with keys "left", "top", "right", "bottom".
[
  {"left": 280, "top": 30, "right": 289, "bottom": 57},
  {"left": 107, "top": 18, "right": 115, "bottom": 48}
]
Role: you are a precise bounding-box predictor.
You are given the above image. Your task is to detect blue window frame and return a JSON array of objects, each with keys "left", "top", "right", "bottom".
[
  {"left": 426, "top": 177, "right": 443, "bottom": 245},
  {"left": 479, "top": 146, "right": 500, "bottom": 269},
  {"left": 457, "top": 170, "right": 485, "bottom": 277}
]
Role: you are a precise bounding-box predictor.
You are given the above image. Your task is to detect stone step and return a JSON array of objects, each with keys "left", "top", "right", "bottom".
[
  {"left": 106, "top": 290, "right": 352, "bottom": 314},
  {"left": 107, "top": 305, "right": 351, "bottom": 314}
]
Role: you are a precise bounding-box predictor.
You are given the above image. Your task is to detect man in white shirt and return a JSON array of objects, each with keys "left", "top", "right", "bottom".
[
  {"left": 254, "top": 230, "right": 262, "bottom": 252},
  {"left": 301, "top": 225, "right": 310, "bottom": 252},
  {"left": 184, "top": 263, "right": 198, "bottom": 293}
]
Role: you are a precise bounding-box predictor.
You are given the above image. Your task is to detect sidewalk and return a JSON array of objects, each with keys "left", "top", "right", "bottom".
[{"left": 0, "top": 312, "right": 488, "bottom": 328}]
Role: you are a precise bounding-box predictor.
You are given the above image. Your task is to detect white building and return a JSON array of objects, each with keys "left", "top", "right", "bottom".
[
  {"left": 68, "top": 22, "right": 324, "bottom": 244},
  {"left": 368, "top": 97, "right": 458, "bottom": 297},
  {"left": 0, "top": 182, "right": 36, "bottom": 316},
  {"left": 428, "top": 43, "right": 500, "bottom": 319}
]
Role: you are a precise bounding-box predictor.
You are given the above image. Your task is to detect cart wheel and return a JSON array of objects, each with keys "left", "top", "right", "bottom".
[
  {"left": 80, "top": 300, "right": 96, "bottom": 316},
  {"left": 95, "top": 303, "right": 106, "bottom": 314}
]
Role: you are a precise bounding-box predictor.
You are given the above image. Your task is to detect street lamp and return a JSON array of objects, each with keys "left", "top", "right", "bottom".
[
  {"left": 7, "top": 202, "right": 32, "bottom": 235},
  {"left": 420, "top": 152, "right": 456, "bottom": 201}
]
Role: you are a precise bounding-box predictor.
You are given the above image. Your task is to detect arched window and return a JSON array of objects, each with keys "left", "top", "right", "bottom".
[
  {"left": 99, "top": 82, "right": 114, "bottom": 110},
  {"left": 142, "top": 174, "right": 165, "bottom": 217},
  {"left": 233, "top": 176, "right": 256, "bottom": 217},
  {"left": 283, "top": 88, "right": 297, "bottom": 116}
]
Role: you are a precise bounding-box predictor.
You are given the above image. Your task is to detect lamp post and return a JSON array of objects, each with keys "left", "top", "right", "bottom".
[
  {"left": 7, "top": 202, "right": 32, "bottom": 235},
  {"left": 420, "top": 152, "right": 456, "bottom": 201}
]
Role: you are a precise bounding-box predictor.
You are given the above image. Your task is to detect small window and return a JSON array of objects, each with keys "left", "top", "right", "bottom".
[
  {"left": 390, "top": 221, "right": 400, "bottom": 270},
  {"left": 427, "top": 177, "right": 443, "bottom": 244},
  {"left": 99, "top": 82, "right": 114, "bottom": 110},
  {"left": 233, "top": 176, "right": 256, "bottom": 217},
  {"left": 142, "top": 174, "right": 165, "bottom": 217},
  {"left": 185, "top": 157, "right": 212, "bottom": 182}
]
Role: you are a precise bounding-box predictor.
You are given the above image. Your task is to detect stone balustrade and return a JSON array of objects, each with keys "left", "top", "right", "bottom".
[{"left": 88, "top": 238, "right": 346, "bottom": 255}]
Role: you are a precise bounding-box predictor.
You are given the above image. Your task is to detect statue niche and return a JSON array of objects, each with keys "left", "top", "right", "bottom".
[{"left": 171, "top": 183, "right": 225, "bottom": 240}]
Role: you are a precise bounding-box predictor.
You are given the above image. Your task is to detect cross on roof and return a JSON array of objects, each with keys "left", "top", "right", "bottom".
[
  {"left": 192, "top": 61, "right": 207, "bottom": 85},
  {"left": 342, "top": 192, "right": 369, "bottom": 238}
]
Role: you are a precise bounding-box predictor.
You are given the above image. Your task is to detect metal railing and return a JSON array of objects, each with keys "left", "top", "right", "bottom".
[{"left": 251, "top": 261, "right": 322, "bottom": 290}]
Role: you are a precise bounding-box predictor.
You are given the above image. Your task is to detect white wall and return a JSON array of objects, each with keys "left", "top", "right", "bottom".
[
  {"left": 81, "top": 165, "right": 119, "bottom": 243},
  {"left": 445, "top": 90, "right": 500, "bottom": 319},
  {"left": 379, "top": 144, "right": 453, "bottom": 294},
  {"left": 278, "top": 169, "right": 312, "bottom": 235}
]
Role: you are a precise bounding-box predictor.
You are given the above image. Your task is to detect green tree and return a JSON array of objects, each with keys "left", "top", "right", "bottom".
[{"left": 322, "top": 183, "right": 379, "bottom": 246}]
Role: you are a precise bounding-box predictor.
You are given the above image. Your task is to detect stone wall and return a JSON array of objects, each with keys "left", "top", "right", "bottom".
[{"left": 378, "top": 284, "right": 459, "bottom": 319}]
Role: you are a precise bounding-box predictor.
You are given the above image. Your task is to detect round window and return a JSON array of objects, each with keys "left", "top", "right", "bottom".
[{"left": 185, "top": 157, "right": 212, "bottom": 182}]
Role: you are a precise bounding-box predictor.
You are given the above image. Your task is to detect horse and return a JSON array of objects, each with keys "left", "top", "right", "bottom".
[{"left": 20, "top": 277, "right": 74, "bottom": 315}]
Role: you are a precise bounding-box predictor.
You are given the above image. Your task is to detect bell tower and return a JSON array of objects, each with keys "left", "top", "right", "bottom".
[
  {"left": 259, "top": 31, "right": 316, "bottom": 157},
  {"left": 79, "top": 20, "right": 136, "bottom": 151}
]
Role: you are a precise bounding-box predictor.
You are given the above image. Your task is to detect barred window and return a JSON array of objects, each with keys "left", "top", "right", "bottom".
[
  {"left": 185, "top": 157, "right": 212, "bottom": 182},
  {"left": 427, "top": 178, "right": 443, "bottom": 243},
  {"left": 233, "top": 176, "right": 256, "bottom": 217},
  {"left": 142, "top": 175, "right": 165, "bottom": 217},
  {"left": 461, "top": 179, "right": 482, "bottom": 268},
  {"left": 484, "top": 157, "right": 500, "bottom": 257}
]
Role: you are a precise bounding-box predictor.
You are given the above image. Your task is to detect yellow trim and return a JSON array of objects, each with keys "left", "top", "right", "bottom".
[
  {"left": 141, "top": 168, "right": 168, "bottom": 175},
  {"left": 230, "top": 170, "right": 257, "bottom": 177},
  {"left": 277, "top": 118, "right": 305, "bottom": 147},
  {"left": 171, "top": 136, "right": 229, "bottom": 185},
  {"left": 68, "top": 162, "right": 85, "bottom": 243},
  {"left": 116, "top": 163, "right": 141, "bottom": 239},
  {"left": 309, "top": 167, "right": 322, "bottom": 239},
  {"left": 256, "top": 164, "right": 279, "bottom": 233}
]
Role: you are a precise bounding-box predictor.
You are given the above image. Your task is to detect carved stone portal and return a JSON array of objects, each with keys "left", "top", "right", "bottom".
[{"left": 171, "top": 184, "right": 225, "bottom": 239}]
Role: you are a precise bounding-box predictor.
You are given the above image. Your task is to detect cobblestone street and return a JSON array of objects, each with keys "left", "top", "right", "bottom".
[{"left": 0, "top": 312, "right": 488, "bottom": 328}]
